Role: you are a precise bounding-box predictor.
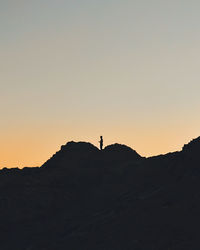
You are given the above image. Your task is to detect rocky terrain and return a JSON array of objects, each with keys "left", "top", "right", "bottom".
[{"left": 1, "top": 137, "right": 200, "bottom": 249}]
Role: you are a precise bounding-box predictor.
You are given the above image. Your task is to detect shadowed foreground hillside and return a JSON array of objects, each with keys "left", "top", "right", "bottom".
[{"left": 1, "top": 138, "right": 200, "bottom": 249}]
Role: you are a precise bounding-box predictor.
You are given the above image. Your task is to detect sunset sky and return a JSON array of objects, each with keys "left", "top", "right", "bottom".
[{"left": 1, "top": 0, "right": 200, "bottom": 168}]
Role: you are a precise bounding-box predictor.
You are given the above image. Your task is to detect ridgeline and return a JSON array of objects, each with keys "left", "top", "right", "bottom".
[{"left": 1, "top": 137, "right": 200, "bottom": 249}]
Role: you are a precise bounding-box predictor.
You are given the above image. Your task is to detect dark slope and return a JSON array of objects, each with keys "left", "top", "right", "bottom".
[{"left": 0, "top": 138, "right": 200, "bottom": 249}]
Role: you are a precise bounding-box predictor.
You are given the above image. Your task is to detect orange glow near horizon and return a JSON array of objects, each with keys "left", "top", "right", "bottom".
[{"left": 1, "top": 121, "right": 200, "bottom": 168}]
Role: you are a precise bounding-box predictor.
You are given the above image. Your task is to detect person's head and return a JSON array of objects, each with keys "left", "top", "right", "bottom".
[{"left": 100, "top": 136, "right": 103, "bottom": 139}]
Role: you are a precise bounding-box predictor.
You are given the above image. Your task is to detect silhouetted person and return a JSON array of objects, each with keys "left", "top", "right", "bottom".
[{"left": 99, "top": 136, "right": 103, "bottom": 150}]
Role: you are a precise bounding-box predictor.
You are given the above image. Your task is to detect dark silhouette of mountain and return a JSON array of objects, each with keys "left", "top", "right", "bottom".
[
  {"left": 1, "top": 137, "right": 200, "bottom": 249},
  {"left": 42, "top": 141, "right": 142, "bottom": 169}
]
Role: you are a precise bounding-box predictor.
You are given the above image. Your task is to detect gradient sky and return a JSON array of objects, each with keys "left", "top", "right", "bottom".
[{"left": 1, "top": 0, "right": 200, "bottom": 168}]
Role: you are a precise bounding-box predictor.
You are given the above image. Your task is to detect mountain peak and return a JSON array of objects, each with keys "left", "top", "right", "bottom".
[
  {"left": 103, "top": 143, "right": 142, "bottom": 163},
  {"left": 42, "top": 141, "right": 99, "bottom": 168},
  {"left": 61, "top": 141, "right": 99, "bottom": 152}
]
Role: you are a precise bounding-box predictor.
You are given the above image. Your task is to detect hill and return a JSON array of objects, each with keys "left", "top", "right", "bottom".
[{"left": 0, "top": 138, "right": 200, "bottom": 249}]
